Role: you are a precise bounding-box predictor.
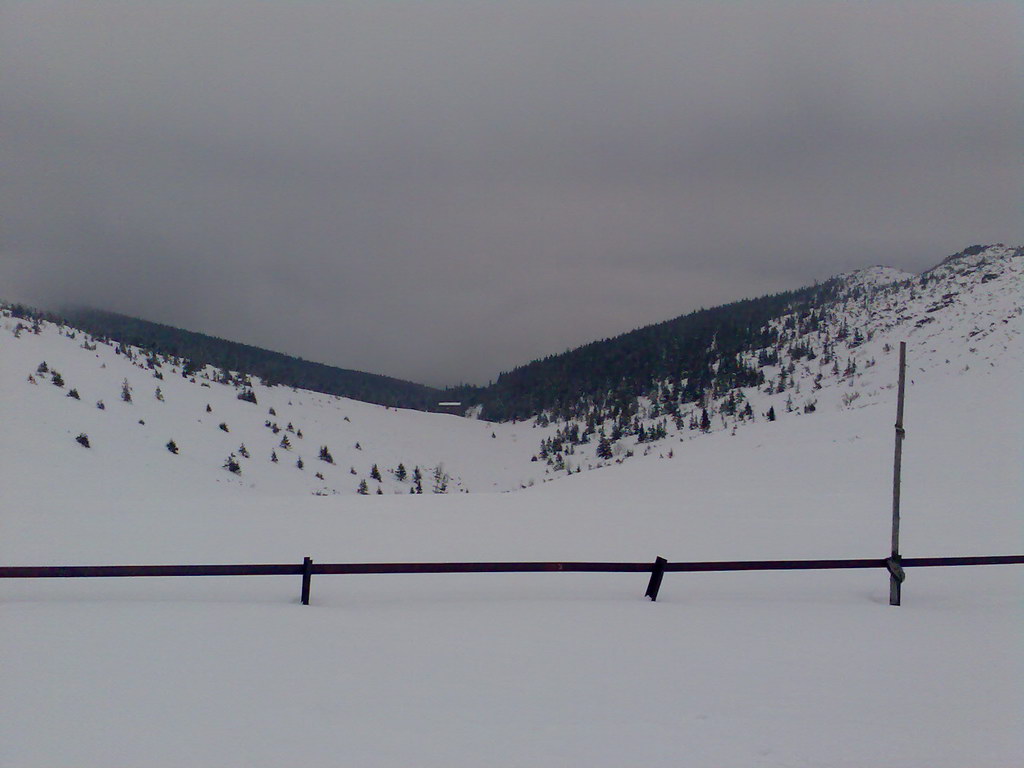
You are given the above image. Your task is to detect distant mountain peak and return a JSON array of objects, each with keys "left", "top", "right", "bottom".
[
  {"left": 833, "top": 264, "right": 914, "bottom": 290},
  {"left": 926, "top": 243, "right": 1022, "bottom": 275}
]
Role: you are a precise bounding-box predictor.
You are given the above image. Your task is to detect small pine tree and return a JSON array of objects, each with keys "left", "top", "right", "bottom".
[
  {"left": 319, "top": 446, "right": 334, "bottom": 464},
  {"left": 206, "top": 403, "right": 212, "bottom": 413},
  {"left": 219, "top": 422, "right": 229, "bottom": 432},
  {"left": 370, "top": 464, "right": 382, "bottom": 482},
  {"left": 700, "top": 409, "right": 711, "bottom": 432},
  {"left": 432, "top": 465, "right": 449, "bottom": 494},
  {"left": 36, "top": 361, "right": 49, "bottom": 374},
  {"left": 596, "top": 435, "right": 613, "bottom": 460},
  {"left": 121, "top": 379, "right": 132, "bottom": 403},
  {"left": 271, "top": 450, "right": 279, "bottom": 463},
  {"left": 75, "top": 433, "right": 90, "bottom": 448},
  {"left": 767, "top": 406, "right": 776, "bottom": 421},
  {"left": 238, "top": 443, "right": 250, "bottom": 458},
  {"left": 66, "top": 388, "right": 80, "bottom": 400},
  {"left": 395, "top": 463, "right": 407, "bottom": 481},
  {"left": 96, "top": 400, "right": 105, "bottom": 410},
  {"left": 279, "top": 434, "right": 291, "bottom": 450},
  {"left": 296, "top": 457, "right": 304, "bottom": 470},
  {"left": 223, "top": 454, "right": 241, "bottom": 474},
  {"left": 166, "top": 439, "right": 179, "bottom": 454},
  {"left": 51, "top": 371, "right": 65, "bottom": 388},
  {"left": 357, "top": 479, "right": 369, "bottom": 495},
  {"left": 155, "top": 387, "right": 164, "bottom": 401}
]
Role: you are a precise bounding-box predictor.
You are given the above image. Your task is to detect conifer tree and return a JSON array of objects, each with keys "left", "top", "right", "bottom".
[
  {"left": 370, "top": 464, "right": 382, "bottom": 482},
  {"left": 432, "top": 466, "right": 449, "bottom": 494},
  {"left": 700, "top": 408, "right": 711, "bottom": 432},
  {"left": 166, "top": 439, "right": 179, "bottom": 454}
]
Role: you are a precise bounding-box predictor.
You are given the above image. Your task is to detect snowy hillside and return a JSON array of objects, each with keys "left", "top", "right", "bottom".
[
  {"left": 0, "top": 315, "right": 547, "bottom": 496},
  {"left": 3, "top": 245, "right": 1020, "bottom": 498},
  {"left": 1, "top": 245, "right": 1022, "bottom": 767},
  {"left": 526, "top": 244, "right": 1022, "bottom": 476}
]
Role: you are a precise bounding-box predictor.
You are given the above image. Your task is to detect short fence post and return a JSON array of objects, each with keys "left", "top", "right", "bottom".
[
  {"left": 301, "top": 557, "right": 313, "bottom": 605},
  {"left": 645, "top": 556, "right": 667, "bottom": 601}
]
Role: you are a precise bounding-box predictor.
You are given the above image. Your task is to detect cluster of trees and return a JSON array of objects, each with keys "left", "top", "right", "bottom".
[
  {"left": 493, "top": 273, "right": 894, "bottom": 466},
  {"left": 447, "top": 281, "right": 849, "bottom": 423}
]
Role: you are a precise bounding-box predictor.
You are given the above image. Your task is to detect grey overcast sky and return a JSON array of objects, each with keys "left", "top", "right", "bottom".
[{"left": 1, "top": 2, "right": 1020, "bottom": 386}]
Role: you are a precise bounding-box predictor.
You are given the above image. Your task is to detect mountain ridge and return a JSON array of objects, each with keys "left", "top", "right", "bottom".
[{"left": 2, "top": 243, "right": 1019, "bottom": 496}]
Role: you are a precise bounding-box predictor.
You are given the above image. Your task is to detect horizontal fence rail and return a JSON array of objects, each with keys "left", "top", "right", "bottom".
[{"left": 2, "top": 554, "right": 1022, "bottom": 605}]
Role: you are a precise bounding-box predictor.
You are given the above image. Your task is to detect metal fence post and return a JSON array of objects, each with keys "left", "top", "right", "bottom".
[
  {"left": 301, "top": 557, "right": 313, "bottom": 605},
  {"left": 890, "top": 342, "right": 907, "bottom": 606},
  {"left": 645, "top": 556, "right": 667, "bottom": 601}
]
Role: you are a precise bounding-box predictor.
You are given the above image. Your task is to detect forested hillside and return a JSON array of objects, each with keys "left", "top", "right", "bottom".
[
  {"left": 451, "top": 245, "right": 1019, "bottom": 427},
  {"left": 448, "top": 281, "right": 843, "bottom": 422}
]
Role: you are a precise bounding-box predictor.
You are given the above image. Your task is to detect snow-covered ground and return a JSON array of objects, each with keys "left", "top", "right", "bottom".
[{"left": 1, "top": 247, "right": 1022, "bottom": 766}]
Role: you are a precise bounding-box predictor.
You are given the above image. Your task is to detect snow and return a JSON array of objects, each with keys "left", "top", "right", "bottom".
[
  {"left": 832, "top": 263, "right": 915, "bottom": 289},
  {"left": 1, "top": 245, "right": 1022, "bottom": 766}
]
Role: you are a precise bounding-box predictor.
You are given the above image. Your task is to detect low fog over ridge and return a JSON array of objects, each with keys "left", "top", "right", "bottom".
[{"left": 1, "top": 2, "right": 1020, "bottom": 386}]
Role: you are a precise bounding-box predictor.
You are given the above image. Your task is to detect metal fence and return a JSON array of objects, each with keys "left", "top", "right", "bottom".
[{"left": 3, "top": 554, "right": 1021, "bottom": 605}]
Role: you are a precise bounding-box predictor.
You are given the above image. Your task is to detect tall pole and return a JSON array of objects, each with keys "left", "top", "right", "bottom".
[{"left": 889, "top": 342, "right": 907, "bottom": 606}]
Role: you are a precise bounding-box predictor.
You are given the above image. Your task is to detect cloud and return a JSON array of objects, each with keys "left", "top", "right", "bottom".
[{"left": 2, "top": 1, "right": 1020, "bottom": 385}]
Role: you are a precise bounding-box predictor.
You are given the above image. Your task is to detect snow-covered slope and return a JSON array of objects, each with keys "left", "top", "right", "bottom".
[
  {"left": 2, "top": 305, "right": 1021, "bottom": 766},
  {"left": 529, "top": 244, "right": 1022, "bottom": 474},
  {"left": 1, "top": 245, "right": 1022, "bottom": 767},
  {"left": 0, "top": 318, "right": 547, "bottom": 496},
  {"left": 3, "top": 245, "right": 1020, "bottom": 498}
]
